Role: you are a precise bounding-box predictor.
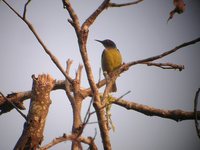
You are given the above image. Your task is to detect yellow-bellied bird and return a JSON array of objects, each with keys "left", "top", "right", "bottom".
[{"left": 95, "top": 39, "right": 122, "bottom": 92}]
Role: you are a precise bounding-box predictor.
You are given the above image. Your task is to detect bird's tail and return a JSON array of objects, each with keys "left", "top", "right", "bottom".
[{"left": 111, "top": 82, "right": 117, "bottom": 92}]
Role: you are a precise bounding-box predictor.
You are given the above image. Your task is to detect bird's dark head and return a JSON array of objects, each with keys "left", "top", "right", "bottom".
[{"left": 95, "top": 39, "right": 116, "bottom": 48}]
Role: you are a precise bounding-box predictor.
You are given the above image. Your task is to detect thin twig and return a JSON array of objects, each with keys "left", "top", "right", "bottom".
[
  {"left": 83, "top": 97, "right": 94, "bottom": 125},
  {"left": 93, "top": 128, "right": 97, "bottom": 140},
  {"left": 87, "top": 120, "right": 107, "bottom": 125},
  {"left": 98, "top": 68, "right": 102, "bottom": 84},
  {"left": 102, "top": 72, "right": 113, "bottom": 103},
  {"left": 116, "top": 91, "right": 131, "bottom": 101},
  {"left": 141, "top": 62, "right": 184, "bottom": 71},
  {"left": 89, "top": 91, "right": 131, "bottom": 119},
  {"left": 2, "top": 0, "right": 73, "bottom": 84},
  {"left": 23, "top": 0, "right": 31, "bottom": 19},
  {"left": 2, "top": 0, "right": 23, "bottom": 20},
  {"left": 87, "top": 128, "right": 98, "bottom": 150},
  {"left": 194, "top": 88, "right": 200, "bottom": 138},
  {"left": 0, "top": 92, "right": 27, "bottom": 120},
  {"left": 108, "top": 0, "right": 144, "bottom": 7}
]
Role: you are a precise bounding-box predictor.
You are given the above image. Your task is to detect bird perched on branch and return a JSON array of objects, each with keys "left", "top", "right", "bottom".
[{"left": 95, "top": 39, "right": 122, "bottom": 92}]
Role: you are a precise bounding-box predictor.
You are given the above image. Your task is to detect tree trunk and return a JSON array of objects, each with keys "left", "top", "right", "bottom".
[{"left": 14, "top": 74, "right": 55, "bottom": 150}]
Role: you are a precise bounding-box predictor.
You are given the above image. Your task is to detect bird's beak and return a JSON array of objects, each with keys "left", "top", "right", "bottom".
[{"left": 95, "top": 39, "right": 103, "bottom": 44}]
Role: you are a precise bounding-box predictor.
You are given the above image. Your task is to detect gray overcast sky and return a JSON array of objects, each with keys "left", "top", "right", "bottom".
[{"left": 0, "top": 0, "right": 200, "bottom": 149}]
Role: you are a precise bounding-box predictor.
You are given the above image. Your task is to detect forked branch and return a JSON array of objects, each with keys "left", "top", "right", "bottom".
[
  {"left": 141, "top": 62, "right": 184, "bottom": 71},
  {"left": 115, "top": 37, "right": 200, "bottom": 75},
  {"left": 82, "top": 0, "right": 110, "bottom": 30}
]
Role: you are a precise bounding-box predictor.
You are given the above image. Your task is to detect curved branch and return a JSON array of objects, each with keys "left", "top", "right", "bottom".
[
  {"left": 194, "top": 88, "right": 200, "bottom": 138},
  {"left": 114, "top": 99, "right": 200, "bottom": 122},
  {"left": 40, "top": 134, "right": 97, "bottom": 150},
  {"left": 108, "top": 0, "right": 144, "bottom": 8}
]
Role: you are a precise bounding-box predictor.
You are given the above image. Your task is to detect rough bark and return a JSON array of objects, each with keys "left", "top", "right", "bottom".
[{"left": 14, "top": 74, "right": 55, "bottom": 150}]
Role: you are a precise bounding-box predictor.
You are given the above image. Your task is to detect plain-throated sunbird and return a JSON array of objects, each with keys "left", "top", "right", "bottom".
[{"left": 95, "top": 39, "right": 122, "bottom": 92}]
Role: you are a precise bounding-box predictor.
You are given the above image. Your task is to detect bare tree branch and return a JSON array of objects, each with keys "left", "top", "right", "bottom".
[
  {"left": 65, "top": 59, "right": 74, "bottom": 103},
  {"left": 76, "top": 64, "right": 83, "bottom": 85},
  {"left": 126, "top": 37, "right": 200, "bottom": 68},
  {"left": 83, "top": 97, "right": 94, "bottom": 126},
  {"left": 88, "top": 91, "right": 131, "bottom": 118},
  {"left": 108, "top": 0, "right": 144, "bottom": 8},
  {"left": 0, "top": 91, "right": 30, "bottom": 114},
  {"left": 194, "top": 88, "right": 200, "bottom": 138},
  {"left": 102, "top": 72, "right": 114, "bottom": 103},
  {"left": 62, "top": 0, "right": 81, "bottom": 35},
  {"left": 82, "top": 0, "right": 110, "bottom": 30},
  {"left": 114, "top": 98, "right": 200, "bottom": 122},
  {"left": 23, "top": 0, "right": 31, "bottom": 19},
  {"left": 1, "top": 0, "right": 23, "bottom": 20},
  {"left": 65, "top": 62, "right": 85, "bottom": 149},
  {"left": 40, "top": 134, "right": 98, "bottom": 150},
  {"left": 141, "top": 62, "right": 184, "bottom": 71},
  {"left": 0, "top": 92, "right": 27, "bottom": 120},
  {"left": 2, "top": 0, "right": 73, "bottom": 84}
]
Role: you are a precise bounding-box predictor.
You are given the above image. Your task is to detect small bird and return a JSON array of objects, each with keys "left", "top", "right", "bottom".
[{"left": 95, "top": 39, "right": 122, "bottom": 92}]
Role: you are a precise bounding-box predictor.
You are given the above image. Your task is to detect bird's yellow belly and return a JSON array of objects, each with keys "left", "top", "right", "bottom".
[{"left": 102, "top": 48, "right": 122, "bottom": 73}]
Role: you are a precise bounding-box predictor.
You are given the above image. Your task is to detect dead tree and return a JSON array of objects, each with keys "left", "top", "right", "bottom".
[{"left": 0, "top": 0, "right": 200, "bottom": 150}]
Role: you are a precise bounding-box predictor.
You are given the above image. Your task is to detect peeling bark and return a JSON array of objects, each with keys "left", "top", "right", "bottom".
[{"left": 14, "top": 74, "right": 55, "bottom": 150}]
